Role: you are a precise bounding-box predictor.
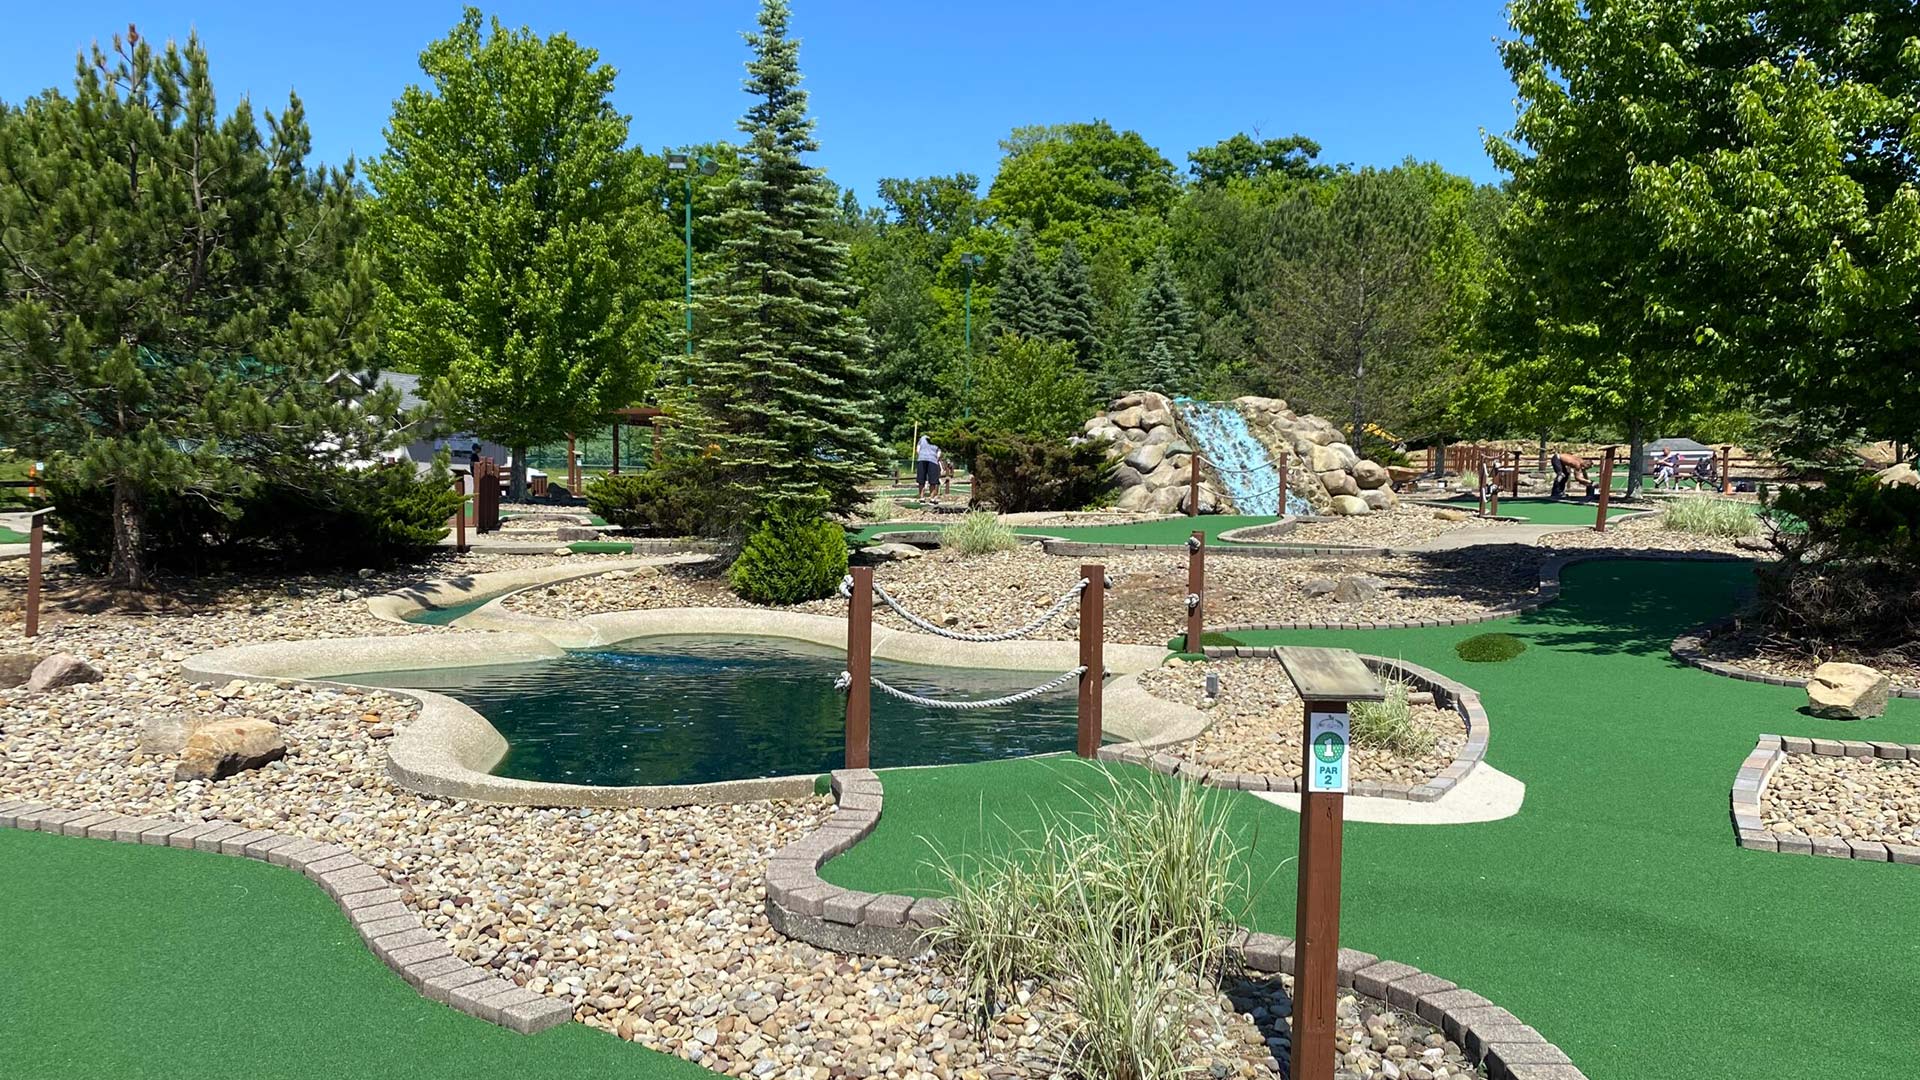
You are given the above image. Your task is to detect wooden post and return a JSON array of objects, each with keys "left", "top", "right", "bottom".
[
  {"left": 454, "top": 474, "right": 467, "bottom": 554},
  {"left": 1187, "top": 454, "right": 1200, "bottom": 517},
  {"left": 1487, "top": 462, "right": 1500, "bottom": 518},
  {"left": 1271, "top": 646, "right": 1384, "bottom": 1080},
  {"left": 1426, "top": 445, "right": 1434, "bottom": 477},
  {"left": 1508, "top": 449, "right": 1521, "bottom": 498},
  {"left": 1276, "top": 451, "right": 1290, "bottom": 515},
  {"left": 610, "top": 422, "right": 620, "bottom": 475},
  {"left": 1721, "top": 445, "right": 1733, "bottom": 495},
  {"left": 845, "top": 566, "right": 873, "bottom": 769},
  {"left": 1185, "top": 532, "right": 1205, "bottom": 653},
  {"left": 1477, "top": 452, "right": 1488, "bottom": 517},
  {"left": 1595, "top": 446, "right": 1617, "bottom": 532},
  {"left": 1076, "top": 564, "right": 1104, "bottom": 758},
  {"left": 24, "top": 510, "right": 46, "bottom": 638}
]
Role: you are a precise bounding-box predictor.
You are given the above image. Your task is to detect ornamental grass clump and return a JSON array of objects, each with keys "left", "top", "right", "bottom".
[
  {"left": 1455, "top": 632, "right": 1527, "bottom": 663},
  {"left": 928, "top": 769, "right": 1249, "bottom": 1079},
  {"left": 1350, "top": 680, "right": 1436, "bottom": 757},
  {"left": 862, "top": 496, "right": 898, "bottom": 522},
  {"left": 1661, "top": 496, "right": 1758, "bottom": 538},
  {"left": 941, "top": 511, "right": 1020, "bottom": 556}
]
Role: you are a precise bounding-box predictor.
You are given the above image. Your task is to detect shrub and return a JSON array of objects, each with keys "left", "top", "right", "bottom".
[
  {"left": 1350, "top": 681, "right": 1437, "bottom": 756},
  {"left": 45, "top": 461, "right": 462, "bottom": 575},
  {"left": 1757, "top": 473, "right": 1920, "bottom": 658},
  {"left": 941, "top": 511, "right": 1020, "bottom": 556},
  {"left": 1455, "top": 632, "right": 1526, "bottom": 663},
  {"left": 728, "top": 506, "right": 849, "bottom": 605},
  {"left": 1660, "top": 496, "right": 1757, "bottom": 538},
  {"left": 973, "top": 433, "right": 1115, "bottom": 514},
  {"left": 585, "top": 458, "right": 719, "bottom": 536}
]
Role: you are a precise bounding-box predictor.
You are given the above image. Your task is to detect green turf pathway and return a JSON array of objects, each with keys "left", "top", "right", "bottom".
[
  {"left": 1428, "top": 495, "right": 1643, "bottom": 525},
  {"left": 0, "top": 525, "right": 26, "bottom": 544},
  {"left": 850, "top": 514, "right": 1287, "bottom": 546},
  {"left": 0, "top": 828, "right": 710, "bottom": 1079},
  {"left": 822, "top": 558, "right": 1920, "bottom": 1080}
]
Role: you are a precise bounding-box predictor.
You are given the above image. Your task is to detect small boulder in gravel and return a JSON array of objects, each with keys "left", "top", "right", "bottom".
[
  {"left": 1329, "top": 494, "right": 1371, "bottom": 516},
  {"left": 140, "top": 713, "right": 214, "bottom": 755},
  {"left": 551, "top": 546, "right": 575, "bottom": 557},
  {"left": 859, "top": 542, "right": 925, "bottom": 563},
  {"left": 1332, "top": 576, "right": 1381, "bottom": 604},
  {"left": 175, "top": 718, "right": 287, "bottom": 781},
  {"left": 1433, "top": 508, "right": 1471, "bottom": 522},
  {"left": 25, "top": 653, "right": 102, "bottom": 693},
  {"left": 555, "top": 526, "right": 601, "bottom": 541},
  {"left": 0, "top": 652, "right": 45, "bottom": 689},
  {"left": 1807, "top": 661, "right": 1890, "bottom": 719},
  {"left": 1303, "top": 577, "right": 1337, "bottom": 597}
]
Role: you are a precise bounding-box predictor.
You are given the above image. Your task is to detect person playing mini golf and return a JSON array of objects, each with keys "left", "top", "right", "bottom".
[{"left": 1550, "top": 452, "right": 1595, "bottom": 500}]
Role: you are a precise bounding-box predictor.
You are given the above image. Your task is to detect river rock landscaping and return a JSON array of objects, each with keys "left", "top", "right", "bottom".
[{"left": 1759, "top": 753, "right": 1920, "bottom": 847}]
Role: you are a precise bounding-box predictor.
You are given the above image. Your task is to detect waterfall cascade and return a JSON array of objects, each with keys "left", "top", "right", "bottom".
[{"left": 1174, "top": 398, "right": 1311, "bottom": 516}]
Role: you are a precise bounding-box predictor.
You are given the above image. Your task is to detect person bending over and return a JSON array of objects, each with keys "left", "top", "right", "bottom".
[
  {"left": 914, "top": 435, "right": 943, "bottom": 498},
  {"left": 1550, "top": 452, "right": 1595, "bottom": 500}
]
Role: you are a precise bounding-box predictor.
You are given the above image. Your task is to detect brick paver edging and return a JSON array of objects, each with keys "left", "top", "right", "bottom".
[
  {"left": 1209, "top": 550, "right": 1748, "bottom": 635},
  {"left": 762, "top": 771, "right": 1587, "bottom": 1080},
  {"left": 0, "top": 800, "right": 574, "bottom": 1035},
  {"left": 1672, "top": 620, "right": 1920, "bottom": 700},
  {"left": 1099, "top": 655, "right": 1488, "bottom": 803},
  {"left": 1729, "top": 735, "right": 1920, "bottom": 863}
]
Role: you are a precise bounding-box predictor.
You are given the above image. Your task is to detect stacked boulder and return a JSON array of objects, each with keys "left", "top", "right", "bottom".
[
  {"left": 1232, "top": 396, "right": 1396, "bottom": 515},
  {"left": 1081, "top": 392, "right": 1225, "bottom": 515}
]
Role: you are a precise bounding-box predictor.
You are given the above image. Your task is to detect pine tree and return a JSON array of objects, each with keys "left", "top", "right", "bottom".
[
  {"left": 0, "top": 28, "right": 402, "bottom": 588},
  {"left": 680, "top": 0, "right": 883, "bottom": 517},
  {"left": 992, "top": 229, "right": 1053, "bottom": 340},
  {"left": 1048, "top": 239, "right": 1099, "bottom": 367},
  {"left": 1130, "top": 250, "right": 1198, "bottom": 393}
]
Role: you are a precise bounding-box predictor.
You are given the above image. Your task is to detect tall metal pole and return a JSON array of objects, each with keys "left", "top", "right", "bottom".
[{"left": 683, "top": 172, "right": 694, "bottom": 358}]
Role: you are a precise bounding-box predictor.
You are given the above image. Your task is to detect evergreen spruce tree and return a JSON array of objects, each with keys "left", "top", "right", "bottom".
[
  {"left": 0, "top": 28, "right": 402, "bottom": 588},
  {"left": 992, "top": 229, "right": 1053, "bottom": 340},
  {"left": 1129, "top": 250, "right": 1198, "bottom": 393},
  {"left": 681, "top": 0, "right": 882, "bottom": 517},
  {"left": 1047, "top": 239, "right": 1099, "bottom": 367}
]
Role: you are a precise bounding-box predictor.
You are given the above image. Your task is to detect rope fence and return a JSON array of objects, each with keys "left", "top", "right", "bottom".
[
  {"left": 841, "top": 574, "right": 1087, "bottom": 643},
  {"left": 835, "top": 666, "right": 1088, "bottom": 710}
]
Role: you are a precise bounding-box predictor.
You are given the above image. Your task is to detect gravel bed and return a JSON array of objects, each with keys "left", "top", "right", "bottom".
[
  {"left": 504, "top": 546, "right": 1545, "bottom": 645},
  {"left": 1534, "top": 512, "right": 1763, "bottom": 557},
  {"left": 1138, "top": 661, "right": 1465, "bottom": 788},
  {"left": 1241, "top": 504, "right": 1482, "bottom": 549},
  {"left": 1221, "top": 972, "right": 1483, "bottom": 1080},
  {"left": 1700, "top": 627, "right": 1920, "bottom": 691},
  {"left": 1760, "top": 754, "right": 1920, "bottom": 846}
]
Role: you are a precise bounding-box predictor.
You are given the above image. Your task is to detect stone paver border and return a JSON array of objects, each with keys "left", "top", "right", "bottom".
[
  {"left": 762, "top": 769, "right": 1587, "bottom": 1080},
  {"left": 1098, "top": 655, "right": 1490, "bottom": 802},
  {"left": 1729, "top": 734, "right": 1920, "bottom": 863},
  {"left": 0, "top": 799, "right": 574, "bottom": 1034},
  {"left": 1672, "top": 619, "right": 1920, "bottom": 700}
]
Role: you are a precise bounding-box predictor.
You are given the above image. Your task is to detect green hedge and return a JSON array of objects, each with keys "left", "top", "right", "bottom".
[{"left": 729, "top": 506, "right": 848, "bottom": 605}]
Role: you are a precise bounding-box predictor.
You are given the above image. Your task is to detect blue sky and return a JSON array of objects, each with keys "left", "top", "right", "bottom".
[{"left": 0, "top": 1, "right": 1518, "bottom": 204}]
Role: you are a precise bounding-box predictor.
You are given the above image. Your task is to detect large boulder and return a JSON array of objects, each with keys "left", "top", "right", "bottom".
[
  {"left": 175, "top": 719, "right": 287, "bottom": 781},
  {"left": 1352, "top": 460, "right": 1391, "bottom": 490},
  {"left": 1125, "top": 441, "right": 1169, "bottom": 474},
  {"left": 1110, "top": 406, "right": 1146, "bottom": 429},
  {"left": 1329, "top": 494, "right": 1372, "bottom": 516},
  {"left": 1332, "top": 576, "right": 1382, "bottom": 604},
  {"left": 1311, "top": 442, "right": 1360, "bottom": 473},
  {"left": 1137, "top": 391, "right": 1174, "bottom": 415},
  {"left": 1179, "top": 485, "right": 1220, "bottom": 515},
  {"left": 1144, "top": 460, "right": 1186, "bottom": 490},
  {"left": 1386, "top": 465, "right": 1424, "bottom": 491},
  {"left": 1875, "top": 463, "right": 1919, "bottom": 489},
  {"left": 1318, "top": 470, "right": 1359, "bottom": 498},
  {"left": 141, "top": 713, "right": 215, "bottom": 755},
  {"left": 1111, "top": 465, "right": 1146, "bottom": 489},
  {"left": 0, "top": 653, "right": 44, "bottom": 689},
  {"left": 1360, "top": 488, "right": 1393, "bottom": 511},
  {"left": 1138, "top": 408, "right": 1176, "bottom": 432},
  {"left": 25, "top": 653, "right": 102, "bottom": 693},
  {"left": 1115, "top": 485, "right": 1155, "bottom": 511},
  {"left": 1145, "top": 487, "right": 1185, "bottom": 515},
  {"left": 1141, "top": 425, "right": 1176, "bottom": 448},
  {"left": 1806, "top": 662, "right": 1891, "bottom": 719}
]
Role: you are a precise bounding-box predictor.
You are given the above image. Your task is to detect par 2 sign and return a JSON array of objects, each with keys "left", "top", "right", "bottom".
[{"left": 1307, "top": 711, "right": 1350, "bottom": 794}]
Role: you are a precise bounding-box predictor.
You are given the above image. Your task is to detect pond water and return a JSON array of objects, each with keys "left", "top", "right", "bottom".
[{"left": 353, "top": 634, "right": 1083, "bottom": 787}]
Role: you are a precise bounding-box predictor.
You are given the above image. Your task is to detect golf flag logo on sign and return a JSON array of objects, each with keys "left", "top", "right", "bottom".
[{"left": 1307, "top": 711, "right": 1350, "bottom": 794}]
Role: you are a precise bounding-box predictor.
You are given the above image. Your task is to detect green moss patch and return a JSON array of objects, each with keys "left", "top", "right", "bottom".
[{"left": 1454, "top": 632, "right": 1527, "bottom": 663}]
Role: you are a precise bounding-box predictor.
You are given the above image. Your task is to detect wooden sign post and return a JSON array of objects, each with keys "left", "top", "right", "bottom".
[
  {"left": 24, "top": 508, "right": 50, "bottom": 638},
  {"left": 1273, "top": 646, "right": 1384, "bottom": 1080},
  {"left": 1594, "top": 446, "right": 1618, "bottom": 533},
  {"left": 453, "top": 474, "right": 467, "bottom": 554},
  {"left": 845, "top": 566, "right": 874, "bottom": 769},
  {"left": 1720, "top": 445, "right": 1733, "bottom": 495},
  {"left": 1076, "top": 564, "right": 1104, "bottom": 758},
  {"left": 1187, "top": 454, "right": 1200, "bottom": 517},
  {"left": 1185, "top": 532, "right": 1205, "bottom": 653}
]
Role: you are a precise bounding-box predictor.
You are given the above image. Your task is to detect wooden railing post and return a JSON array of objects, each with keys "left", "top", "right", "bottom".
[
  {"left": 454, "top": 474, "right": 467, "bottom": 554},
  {"left": 24, "top": 509, "right": 46, "bottom": 638},
  {"left": 1185, "top": 532, "right": 1205, "bottom": 653},
  {"left": 1595, "top": 446, "right": 1618, "bottom": 532},
  {"left": 1477, "top": 450, "right": 1489, "bottom": 517},
  {"left": 1508, "top": 449, "right": 1521, "bottom": 498},
  {"left": 1721, "top": 445, "right": 1733, "bottom": 495},
  {"left": 1187, "top": 453, "right": 1200, "bottom": 517},
  {"left": 1077, "top": 564, "right": 1104, "bottom": 758},
  {"left": 1276, "top": 451, "right": 1290, "bottom": 515},
  {"left": 846, "top": 566, "right": 873, "bottom": 769}
]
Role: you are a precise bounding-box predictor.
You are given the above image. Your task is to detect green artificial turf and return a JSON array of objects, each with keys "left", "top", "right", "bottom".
[
  {"left": 821, "top": 558, "right": 1920, "bottom": 1080},
  {"left": 1433, "top": 495, "right": 1642, "bottom": 525},
  {"left": 0, "top": 526, "right": 26, "bottom": 544},
  {"left": 568, "top": 541, "right": 635, "bottom": 554},
  {"left": 1454, "top": 631, "right": 1526, "bottom": 662},
  {"left": 0, "top": 829, "right": 710, "bottom": 1080},
  {"left": 849, "top": 514, "right": 1284, "bottom": 547}
]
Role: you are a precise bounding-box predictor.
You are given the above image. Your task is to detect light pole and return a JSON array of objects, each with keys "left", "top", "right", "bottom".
[
  {"left": 666, "top": 152, "right": 721, "bottom": 358},
  {"left": 960, "top": 252, "right": 983, "bottom": 417}
]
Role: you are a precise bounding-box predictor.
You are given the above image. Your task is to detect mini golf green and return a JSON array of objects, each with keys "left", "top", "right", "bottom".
[
  {"left": 1430, "top": 495, "right": 1643, "bottom": 526},
  {"left": 0, "top": 828, "right": 708, "bottom": 1079},
  {"left": 0, "top": 525, "right": 26, "bottom": 544},
  {"left": 568, "top": 540, "right": 635, "bottom": 554},
  {"left": 821, "top": 558, "right": 1920, "bottom": 1080},
  {"left": 849, "top": 514, "right": 1286, "bottom": 547}
]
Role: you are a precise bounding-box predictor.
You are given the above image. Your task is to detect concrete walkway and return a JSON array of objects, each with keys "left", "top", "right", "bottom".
[
  {"left": 1252, "top": 760, "right": 1526, "bottom": 825},
  {"left": 1397, "top": 523, "right": 1584, "bottom": 553}
]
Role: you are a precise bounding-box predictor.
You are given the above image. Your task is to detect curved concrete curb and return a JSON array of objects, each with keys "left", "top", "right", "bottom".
[
  {"left": 1730, "top": 735, "right": 1920, "bottom": 863},
  {"left": 365, "top": 555, "right": 709, "bottom": 627},
  {"left": 761, "top": 771, "right": 1586, "bottom": 1080},
  {"left": 1210, "top": 550, "right": 1749, "bottom": 635},
  {"left": 0, "top": 799, "right": 572, "bottom": 1034},
  {"left": 1101, "top": 655, "right": 1489, "bottom": 802},
  {"left": 1672, "top": 620, "right": 1920, "bottom": 700}
]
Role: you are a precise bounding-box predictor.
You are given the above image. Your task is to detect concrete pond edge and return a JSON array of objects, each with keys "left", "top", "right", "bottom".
[
  {"left": 0, "top": 799, "right": 573, "bottom": 1035},
  {"left": 762, "top": 770, "right": 1588, "bottom": 1080},
  {"left": 1730, "top": 734, "right": 1920, "bottom": 864}
]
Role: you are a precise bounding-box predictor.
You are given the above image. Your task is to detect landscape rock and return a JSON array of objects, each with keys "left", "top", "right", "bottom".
[
  {"left": 1111, "top": 464, "right": 1145, "bottom": 489},
  {"left": 1110, "top": 406, "right": 1145, "bottom": 429},
  {"left": 1311, "top": 442, "right": 1360, "bottom": 474},
  {"left": 1433, "top": 508, "right": 1471, "bottom": 522},
  {"left": 175, "top": 718, "right": 287, "bottom": 781},
  {"left": 139, "top": 713, "right": 216, "bottom": 755},
  {"left": 1875, "top": 462, "right": 1919, "bottom": 489},
  {"left": 1115, "top": 485, "right": 1154, "bottom": 511},
  {"left": 1353, "top": 460, "right": 1391, "bottom": 490},
  {"left": 1360, "top": 487, "right": 1393, "bottom": 511},
  {"left": 1141, "top": 425, "right": 1176, "bottom": 447},
  {"left": 25, "top": 653, "right": 102, "bottom": 693},
  {"left": 551, "top": 546, "right": 575, "bottom": 557},
  {"left": 1329, "top": 494, "right": 1372, "bottom": 516},
  {"left": 1332, "top": 576, "right": 1381, "bottom": 604},
  {"left": 1124, "top": 441, "right": 1169, "bottom": 474},
  {"left": 555, "top": 526, "right": 601, "bottom": 541},
  {"left": 1145, "top": 487, "right": 1184, "bottom": 515},
  {"left": 1387, "top": 465, "right": 1424, "bottom": 490},
  {"left": 1807, "top": 662, "right": 1891, "bottom": 719},
  {"left": 1318, "top": 470, "right": 1360, "bottom": 498},
  {"left": 1303, "top": 577, "right": 1338, "bottom": 597},
  {"left": 0, "top": 653, "right": 44, "bottom": 689},
  {"left": 859, "top": 542, "right": 925, "bottom": 563}
]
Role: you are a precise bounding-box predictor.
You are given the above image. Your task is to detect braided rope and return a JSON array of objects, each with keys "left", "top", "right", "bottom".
[
  {"left": 834, "top": 666, "right": 1088, "bottom": 710},
  {"left": 841, "top": 574, "right": 1089, "bottom": 643}
]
